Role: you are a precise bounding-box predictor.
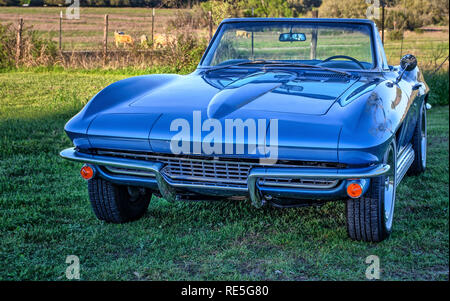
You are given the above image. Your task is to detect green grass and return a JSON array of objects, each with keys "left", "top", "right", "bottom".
[{"left": 0, "top": 69, "right": 448, "bottom": 280}]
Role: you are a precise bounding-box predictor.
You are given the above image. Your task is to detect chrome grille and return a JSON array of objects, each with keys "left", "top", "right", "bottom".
[
  {"left": 258, "top": 178, "right": 339, "bottom": 189},
  {"left": 161, "top": 159, "right": 252, "bottom": 185},
  {"left": 96, "top": 149, "right": 340, "bottom": 189}
]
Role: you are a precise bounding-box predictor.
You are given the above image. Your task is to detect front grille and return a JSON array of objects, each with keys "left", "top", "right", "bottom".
[
  {"left": 95, "top": 149, "right": 341, "bottom": 189},
  {"left": 258, "top": 178, "right": 339, "bottom": 189},
  {"left": 161, "top": 160, "right": 252, "bottom": 186}
]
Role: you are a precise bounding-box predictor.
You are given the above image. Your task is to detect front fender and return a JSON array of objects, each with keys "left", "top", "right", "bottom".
[
  {"left": 64, "top": 74, "right": 181, "bottom": 149},
  {"left": 334, "top": 79, "right": 404, "bottom": 165}
]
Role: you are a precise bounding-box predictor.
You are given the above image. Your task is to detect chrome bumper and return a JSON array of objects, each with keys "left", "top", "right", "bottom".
[{"left": 60, "top": 147, "right": 390, "bottom": 207}]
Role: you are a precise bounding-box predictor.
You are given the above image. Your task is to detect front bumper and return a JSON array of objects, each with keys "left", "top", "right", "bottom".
[{"left": 60, "top": 147, "right": 390, "bottom": 207}]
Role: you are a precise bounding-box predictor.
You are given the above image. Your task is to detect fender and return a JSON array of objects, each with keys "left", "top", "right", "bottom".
[
  {"left": 64, "top": 74, "right": 181, "bottom": 149},
  {"left": 335, "top": 77, "right": 403, "bottom": 165}
]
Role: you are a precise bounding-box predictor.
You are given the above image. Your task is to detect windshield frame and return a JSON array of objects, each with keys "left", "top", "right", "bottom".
[{"left": 198, "top": 18, "right": 380, "bottom": 72}]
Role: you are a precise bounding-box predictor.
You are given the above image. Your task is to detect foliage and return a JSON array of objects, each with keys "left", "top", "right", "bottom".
[
  {"left": 199, "top": 0, "right": 240, "bottom": 25},
  {"left": 425, "top": 70, "right": 450, "bottom": 106},
  {"left": 0, "top": 23, "right": 15, "bottom": 68},
  {"left": 168, "top": 7, "right": 209, "bottom": 29},
  {"left": 286, "top": 0, "right": 322, "bottom": 14},
  {"left": 0, "top": 23, "right": 58, "bottom": 68},
  {"left": 0, "top": 0, "right": 20, "bottom": 5},
  {"left": 240, "top": 0, "right": 295, "bottom": 17},
  {"left": 318, "top": 0, "right": 369, "bottom": 19},
  {"left": 319, "top": 0, "right": 448, "bottom": 30},
  {"left": 387, "top": 29, "right": 404, "bottom": 41},
  {"left": 160, "top": 32, "right": 207, "bottom": 71}
]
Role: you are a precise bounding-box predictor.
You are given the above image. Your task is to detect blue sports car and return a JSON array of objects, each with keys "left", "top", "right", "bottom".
[{"left": 61, "top": 18, "right": 429, "bottom": 242}]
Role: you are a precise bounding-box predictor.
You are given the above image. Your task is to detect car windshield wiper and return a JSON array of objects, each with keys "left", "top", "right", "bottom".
[
  {"left": 257, "top": 60, "right": 352, "bottom": 77},
  {"left": 204, "top": 60, "right": 270, "bottom": 73},
  {"left": 204, "top": 59, "right": 352, "bottom": 77}
]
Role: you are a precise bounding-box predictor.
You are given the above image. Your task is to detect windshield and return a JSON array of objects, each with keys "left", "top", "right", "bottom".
[{"left": 201, "top": 21, "right": 375, "bottom": 70}]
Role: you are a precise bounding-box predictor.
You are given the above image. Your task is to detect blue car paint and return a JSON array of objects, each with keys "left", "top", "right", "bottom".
[{"left": 63, "top": 18, "right": 429, "bottom": 203}]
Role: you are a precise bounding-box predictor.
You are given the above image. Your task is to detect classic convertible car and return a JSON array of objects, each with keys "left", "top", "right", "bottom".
[{"left": 61, "top": 18, "right": 429, "bottom": 242}]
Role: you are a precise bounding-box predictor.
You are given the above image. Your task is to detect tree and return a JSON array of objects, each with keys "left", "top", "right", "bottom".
[
  {"left": 287, "top": 0, "right": 322, "bottom": 14},
  {"left": 0, "top": 0, "right": 20, "bottom": 5},
  {"left": 240, "top": 0, "right": 295, "bottom": 17},
  {"left": 318, "top": 0, "right": 369, "bottom": 19}
]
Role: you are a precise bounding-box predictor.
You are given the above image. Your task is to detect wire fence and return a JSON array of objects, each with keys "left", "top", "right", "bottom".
[{"left": 3, "top": 8, "right": 449, "bottom": 71}]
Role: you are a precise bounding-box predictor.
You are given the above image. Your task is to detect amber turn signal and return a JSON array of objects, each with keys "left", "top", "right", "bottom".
[
  {"left": 347, "top": 182, "right": 363, "bottom": 198},
  {"left": 80, "top": 165, "right": 94, "bottom": 180}
]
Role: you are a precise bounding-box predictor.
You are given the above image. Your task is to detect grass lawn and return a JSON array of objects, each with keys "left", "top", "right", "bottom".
[{"left": 0, "top": 69, "right": 448, "bottom": 280}]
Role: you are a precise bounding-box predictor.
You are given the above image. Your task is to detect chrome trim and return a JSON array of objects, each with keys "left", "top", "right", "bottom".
[
  {"left": 104, "top": 166, "right": 156, "bottom": 178},
  {"left": 60, "top": 148, "right": 163, "bottom": 173},
  {"left": 95, "top": 149, "right": 336, "bottom": 189},
  {"left": 396, "top": 143, "right": 414, "bottom": 186},
  {"left": 60, "top": 148, "right": 177, "bottom": 201},
  {"left": 258, "top": 178, "right": 339, "bottom": 189},
  {"left": 60, "top": 147, "right": 390, "bottom": 208},
  {"left": 247, "top": 164, "right": 391, "bottom": 207}
]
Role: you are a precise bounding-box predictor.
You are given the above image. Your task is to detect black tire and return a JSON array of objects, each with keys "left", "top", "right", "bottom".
[
  {"left": 408, "top": 100, "right": 427, "bottom": 175},
  {"left": 346, "top": 141, "right": 397, "bottom": 242},
  {"left": 87, "top": 178, "right": 151, "bottom": 223}
]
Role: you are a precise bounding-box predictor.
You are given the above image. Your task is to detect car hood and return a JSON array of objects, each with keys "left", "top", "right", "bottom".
[
  {"left": 87, "top": 70, "right": 359, "bottom": 161},
  {"left": 129, "top": 70, "right": 359, "bottom": 116}
]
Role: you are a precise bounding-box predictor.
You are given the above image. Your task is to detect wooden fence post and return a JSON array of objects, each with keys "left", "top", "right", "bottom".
[
  {"left": 381, "top": 0, "right": 385, "bottom": 45},
  {"left": 151, "top": 8, "right": 155, "bottom": 45},
  {"left": 310, "top": 10, "right": 318, "bottom": 60},
  {"left": 208, "top": 11, "right": 212, "bottom": 41},
  {"left": 59, "top": 11, "right": 62, "bottom": 51},
  {"left": 15, "top": 18, "right": 23, "bottom": 68},
  {"left": 103, "top": 14, "right": 108, "bottom": 64},
  {"left": 399, "top": 32, "right": 404, "bottom": 60}
]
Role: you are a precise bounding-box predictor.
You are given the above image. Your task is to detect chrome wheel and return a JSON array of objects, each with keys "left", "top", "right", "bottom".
[{"left": 384, "top": 144, "right": 397, "bottom": 231}]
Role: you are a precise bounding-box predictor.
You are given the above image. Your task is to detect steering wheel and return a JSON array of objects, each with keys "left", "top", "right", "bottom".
[{"left": 318, "top": 55, "right": 365, "bottom": 69}]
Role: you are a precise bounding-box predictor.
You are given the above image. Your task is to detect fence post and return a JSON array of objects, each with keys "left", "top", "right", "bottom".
[
  {"left": 103, "top": 14, "right": 108, "bottom": 64},
  {"left": 381, "top": 0, "right": 385, "bottom": 44},
  {"left": 310, "top": 11, "right": 318, "bottom": 60},
  {"left": 151, "top": 8, "right": 155, "bottom": 45},
  {"left": 208, "top": 11, "right": 213, "bottom": 41},
  {"left": 399, "top": 32, "right": 404, "bottom": 60},
  {"left": 59, "top": 11, "right": 62, "bottom": 51},
  {"left": 15, "top": 18, "right": 23, "bottom": 68}
]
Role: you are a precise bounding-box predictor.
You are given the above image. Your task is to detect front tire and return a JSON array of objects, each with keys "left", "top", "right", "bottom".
[
  {"left": 408, "top": 100, "right": 427, "bottom": 175},
  {"left": 346, "top": 141, "right": 397, "bottom": 242},
  {"left": 88, "top": 178, "right": 151, "bottom": 223}
]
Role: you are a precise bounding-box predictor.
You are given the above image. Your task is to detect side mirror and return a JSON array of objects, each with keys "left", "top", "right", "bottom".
[
  {"left": 400, "top": 54, "right": 417, "bottom": 71},
  {"left": 395, "top": 54, "right": 417, "bottom": 83}
]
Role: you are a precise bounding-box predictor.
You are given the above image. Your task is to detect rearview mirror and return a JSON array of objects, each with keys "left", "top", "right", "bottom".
[{"left": 279, "top": 33, "right": 306, "bottom": 42}]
